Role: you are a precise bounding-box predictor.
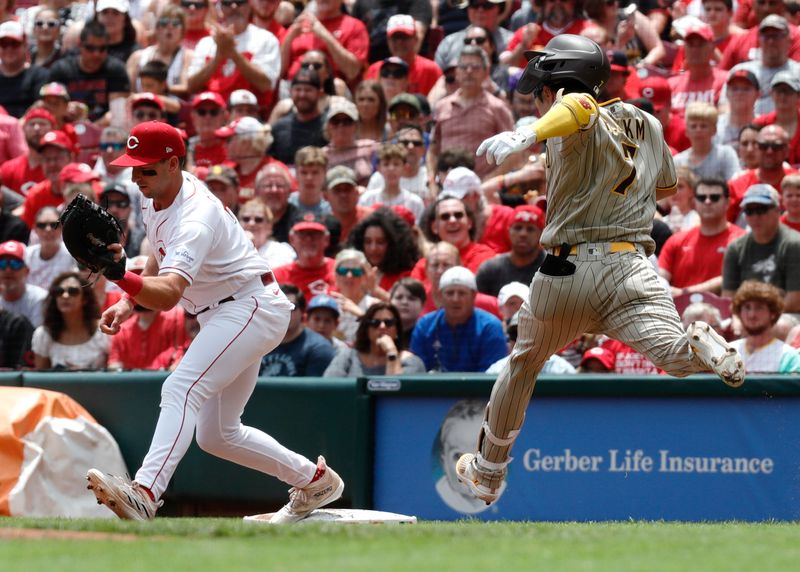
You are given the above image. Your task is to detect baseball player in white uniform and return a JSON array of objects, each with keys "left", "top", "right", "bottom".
[
  {"left": 455, "top": 36, "right": 746, "bottom": 505},
  {"left": 86, "top": 122, "right": 343, "bottom": 523}
]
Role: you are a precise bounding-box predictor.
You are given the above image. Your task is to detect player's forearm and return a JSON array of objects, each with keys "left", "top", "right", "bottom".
[
  {"left": 187, "top": 54, "right": 222, "bottom": 93},
  {"left": 230, "top": 51, "right": 272, "bottom": 93}
]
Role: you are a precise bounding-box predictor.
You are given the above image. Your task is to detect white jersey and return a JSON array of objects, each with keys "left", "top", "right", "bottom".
[
  {"left": 188, "top": 24, "right": 281, "bottom": 86},
  {"left": 141, "top": 172, "right": 272, "bottom": 314}
]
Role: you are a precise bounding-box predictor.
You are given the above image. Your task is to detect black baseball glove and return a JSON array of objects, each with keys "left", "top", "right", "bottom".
[{"left": 59, "top": 194, "right": 126, "bottom": 280}]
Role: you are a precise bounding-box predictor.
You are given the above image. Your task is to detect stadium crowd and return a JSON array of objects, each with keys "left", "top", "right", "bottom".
[{"left": 1, "top": 0, "right": 799, "bottom": 376}]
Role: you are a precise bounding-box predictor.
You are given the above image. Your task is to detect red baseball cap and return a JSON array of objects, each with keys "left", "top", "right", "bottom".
[
  {"left": 0, "top": 240, "right": 25, "bottom": 262},
  {"left": 59, "top": 163, "right": 100, "bottom": 185},
  {"left": 638, "top": 76, "right": 671, "bottom": 112},
  {"left": 684, "top": 25, "right": 713, "bottom": 42},
  {"left": 39, "top": 130, "right": 76, "bottom": 153},
  {"left": 291, "top": 212, "right": 328, "bottom": 233},
  {"left": 131, "top": 92, "right": 165, "bottom": 111},
  {"left": 512, "top": 205, "right": 545, "bottom": 229},
  {"left": 580, "top": 347, "right": 616, "bottom": 371},
  {"left": 110, "top": 121, "right": 186, "bottom": 167},
  {"left": 24, "top": 108, "right": 56, "bottom": 125},
  {"left": 191, "top": 91, "right": 226, "bottom": 109}
]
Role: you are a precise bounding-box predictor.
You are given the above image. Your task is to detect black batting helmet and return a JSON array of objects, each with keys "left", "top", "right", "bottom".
[{"left": 516, "top": 34, "right": 610, "bottom": 98}]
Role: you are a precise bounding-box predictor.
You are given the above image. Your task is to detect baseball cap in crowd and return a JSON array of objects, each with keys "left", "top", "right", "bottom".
[
  {"left": 110, "top": 121, "right": 186, "bottom": 167},
  {"left": 381, "top": 56, "right": 409, "bottom": 78},
  {"left": 498, "top": 282, "right": 529, "bottom": 306},
  {"left": 606, "top": 50, "right": 629, "bottom": 74},
  {"left": 131, "top": 92, "right": 165, "bottom": 111},
  {"left": 741, "top": 184, "right": 780, "bottom": 208},
  {"left": 638, "top": 76, "right": 671, "bottom": 112},
  {"left": 291, "top": 212, "right": 328, "bottom": 233},
  {"left": 441, "top": 167, "right": 481, "bottom": 199},
  {"left": 580, "top": 347, "right": 616, "bottom": 371},
  {"left": 191, "top": 91, "right": 226, "bottom": 109},
  {"left": 326, "top": 165, "right": 358, "bottom": 189},
  {"left": 214, "top": 116, "right": 265, "bottom": 138},
  {"left": 96, "top": 0, "right": 130, "bottom": 13},
  {"left": 292, "top": 67, "right": 321, "bottom": 89},
  {"left": 387, "top": 14, "right": 416, "bottom": 37},
  {"left": 512, "top": 204, "right": 545, "bottom": 229},
  {"left": 727, "top": 68, "right": 759, "bottom": 90},
  {"left": 100, "top": 182, "right": 131, "bottom": 201},
  {"left": 59, "top": 163, "right": 100, "bottom": 185},
  {"left": 23, "top": 108, "right": 56, "bottom": 126},
  {"left": 0, "top": 240, "right": 25, "bottom": 262},
  {"left": 307, "top": 294, "right": 340, "bottom": 317},
  {"left": 126, "top": 255, "right": 148, "bottom": 274},
  {"left": 391, "top": 204, "right": 416, "bottom": 227},
  {"left": 683, "top": 24, "right": 713, "bottom": 42},
  {"left": 326, "top": 99, "right": 359, "bottom": 124},
  {"left": 229, "top": 89, "right": 258, "bottom": 107},
  {"left": 204, "top": 164, "right": 239, "bottom": 187},
  {"left": 439, "top": 266, "right": 477, "bottom": 292},
  {"left": 0, "top": 21, "right": 24, "bottom": 42},
  {"left": 759, "top": 14, "right": 789, "bottom": 33},
  {"left": 770, "top": 71, "right": 800, "bottom": 93},
  {"left": 39, "top": 130, "right": 76, "bottom": 153},
  {"left": 388, "top": 93, "right": 421, "bottom": 113},
  {"left": 39, "top": 82, "right": 70, "bottom": 100}
]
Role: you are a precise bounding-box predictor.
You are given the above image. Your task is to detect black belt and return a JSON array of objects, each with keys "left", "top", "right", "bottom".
[{"left": 192, "top": 272, "right": 275, "bottom": 316}]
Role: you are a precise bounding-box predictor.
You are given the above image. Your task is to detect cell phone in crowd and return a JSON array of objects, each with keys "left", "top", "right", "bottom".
[{"left": 619, "top": 3, "right": 637, "bottom": 22}]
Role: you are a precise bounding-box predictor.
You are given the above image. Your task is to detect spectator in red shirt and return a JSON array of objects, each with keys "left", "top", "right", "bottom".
[
  {"left": 599, "top": 49, "right": 640, "bottom": 102},
  {"left": 780, "top": 174, "right": 800, "bottom": 231},
  {"left": 281, "top": 0, "right": 368, "bottom": 83},
  {"left": 17, "top": 130, "right": 76, "bottom": 228},
  {"left": 365, "top": 15, "right": 442, "bottom": 96},
  {"left": 181, "top": 0, "right": 212, "bottom": 50},
  {"left": 721, "top": 8, "right": 800, "bottom": 70},
  {"left": 214, "top": 115, "right": 281, "bottom": 197},
  {"left": 670, "top": 0, "right": 744, "bottom": 73},
  {"left": 668, "top": 25, "right": 728, "bottom": 119},
  {"left": 0, "top": 108, "right": 53, "bottom": 197},
  {"left": 659, "top": 178, "right": 746, "bottom": 296},
  {"left": 250, "top": 0, "right": 287, "bottom": 43},
  {"left": 107, "top": 256, "right": 188, "bottom": 370},
  {"left": 637, "top": 75, "right": 689, "bottom": 153},
  {"left": 187, "top": 91, "right": 229, "bottom": 168},
  {"left": 273, "top": 214, "right": 337, "bottom": 300},
  {"left": 727, "top": 124, "right": 797, "bottom": 223},
  {"left": 753, "top": 71, "right": 800, "bottom": 166}
]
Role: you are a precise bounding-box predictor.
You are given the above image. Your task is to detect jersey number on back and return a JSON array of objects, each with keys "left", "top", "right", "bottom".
[{"left": 611, "top": 142, "right": 638, "bottom": 197}]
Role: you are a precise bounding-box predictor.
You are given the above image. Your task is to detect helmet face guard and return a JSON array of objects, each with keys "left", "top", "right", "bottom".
[{"left": 516, "top": 50, "right": 552, "bottom": 96}]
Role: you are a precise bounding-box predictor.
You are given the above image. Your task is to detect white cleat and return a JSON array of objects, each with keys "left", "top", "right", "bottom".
[
  {"left": 86, "top": 469, "right": 162, "bottom": 520},
  {"left": 269, "top": 456, "right": 345, "bottom": 524},
  {"left": 455, "top": 453, "right": 503, "bottom": 506},
  {"left": 686, "top": 321, "right": 745, "bottom": 388}
]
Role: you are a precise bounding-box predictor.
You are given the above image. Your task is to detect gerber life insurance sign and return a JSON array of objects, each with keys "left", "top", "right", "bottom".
[{"left": 372, "top": 396, "right": 800, "bottom": 521}]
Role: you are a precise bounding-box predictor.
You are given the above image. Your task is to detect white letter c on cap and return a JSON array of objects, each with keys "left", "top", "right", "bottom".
[{"left": 127, "top": 136, "right": 140, "bottom": 150}]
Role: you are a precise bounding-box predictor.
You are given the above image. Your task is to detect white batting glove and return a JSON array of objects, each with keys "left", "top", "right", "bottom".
[{"left": 476, "top": 129, "right": 538, "bottom": 166}]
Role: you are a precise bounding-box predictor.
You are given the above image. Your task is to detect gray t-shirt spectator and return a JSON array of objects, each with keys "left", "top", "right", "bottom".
[
  {"left": 722, "top": 225, "right": 800, "bottom": 293},
  {"left": 0, "top": 284, "right": 47, "bottom": 328},
  {"left": 323, "top": 346, "right": 426, "bottom": 376},
  {"left": 475, "top": 251, "right": 546, "bottom": 298},
  {"left": 673, "top": 144, "right": 740, "bottom": 182}
]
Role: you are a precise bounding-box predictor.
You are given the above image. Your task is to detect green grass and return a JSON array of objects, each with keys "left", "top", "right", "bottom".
[{"left": 1, "top": 518, "right": 798, "bottom": 572}]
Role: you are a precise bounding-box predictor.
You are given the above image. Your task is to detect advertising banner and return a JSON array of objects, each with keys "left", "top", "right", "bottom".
[{"left": 373, "top": 396, "right": 800, "bottom": 521}]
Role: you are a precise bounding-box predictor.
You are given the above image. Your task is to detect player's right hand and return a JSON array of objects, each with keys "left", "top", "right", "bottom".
[
  {"left": 100, "top": 298, "right": 134, "bottom": 335},
  {"left": 477, "top": 129, "right": 537, "bottom": 166}
]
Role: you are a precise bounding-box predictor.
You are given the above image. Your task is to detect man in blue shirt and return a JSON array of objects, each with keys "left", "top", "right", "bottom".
[{"left": 411, "top": 266, "right": 507, "bottom": 372}]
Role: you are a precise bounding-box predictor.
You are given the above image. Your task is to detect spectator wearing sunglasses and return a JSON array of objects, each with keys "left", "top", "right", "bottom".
[
  {"left": 377, "top": 56, "right": 411, "bottom": 106},
  {"left": 100, "top": 182, "right": 146, "bottom": 257},
  {"left": 722, "top": 184, "right": 800, "bottom": 312},
  {"left": 187, "top": 91, "right": 229, "bottom": 168},
  {"left": 410, "top": 265, "right": 506, "bottom": 372},
  {"left": 659, "top": 178, "right": 745, "bottom": 298},
  {"left": 322, "top": 100, "right": 377, "bottom": 187},
  {"left": 351, "top": 0, "right": 432, "bottom": 63},
  {"left": 364, "top": 15, "right": 442, "bottom": 97},
  {"left": 238, "top": 196, "right": 296, "bottom": 268},
  {"left": 127, "top": 5, "right": 193, "bottom": 99},
  {"left": 328, "top": 249, "right": 381, "bottom": 343},
  {"left": 0, "top": 21, "right": 49, "bottom": 118},
  {"left": 753, "top": 72, "right": 800, "bottom": 167},
  {"left": 727, "top": 125, "right": 797, "bottom": 224},
  {"left": 93, "top": 126, "right": 140, "bottom": 200},
  {"left": 281, "top": 0, "right": 368, "bottom": 84},
  {"left": 0, "top": 108, "right": 54, "bottom": 198},
  {"left": 24, "top": 206, "right": 78, "bottom": 291},
  {"left": 32, "top": 271, "right": 108, "bottom": 370},
  {"left": 48, "top": 20, "right": 131, "bottom": 123},
  {"left": 29, "top": 8, "right": 64, "bottom": 69},
  {"left": 0, "top": 241, "right": 48, "bottom": 328},
  {"left": 187, "top": 0, "right": 281, "bottom": 111},
  {"left": 434, "top": 0, "right": 512, "bottom": 73},
  {"left": 178, "top": 0, "right": 211, "bottom": 49},
  {"left": 129, "top": 92, "right": 167, "bottom": 126},
  {"left": 324, "top": 301, "right": 425, "bottom": 376}
]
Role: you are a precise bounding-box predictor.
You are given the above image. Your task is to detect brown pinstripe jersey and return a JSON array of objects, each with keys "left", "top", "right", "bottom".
[{"left": 539, "top": 97, "right": 677, "bottom": 256}]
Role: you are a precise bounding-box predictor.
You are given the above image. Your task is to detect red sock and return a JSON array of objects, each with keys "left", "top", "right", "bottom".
[
  {"left": 309, "top": 465, "right": 326, "bottom": 483},
  {"left": 140, "top": 486, "right": 156, "bottom": 502}
]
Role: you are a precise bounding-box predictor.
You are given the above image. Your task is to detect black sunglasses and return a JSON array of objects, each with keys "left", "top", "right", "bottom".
[
  {"left": 468, "top": 1, "right": 496, "bottom": 9},
  {"left": 438, "top": 211, "right": 466, "bottom": 222},
  {"left": 157, "top": 17, "right": 183, "bottom": 27},
  {"left": 397, "top": 139, "right": 423, "bottom": 147},
  {"left": 463, "top": 36, "right": 488, "bottom": 45},
  {"left": 180, "top": 0, "right": 208, "bottom": 7},
  {"left": 695, "top": 193, "right": 723, "bottom": 203},
  {"left": 134, "top": 110, "right": 161, "bottom": 121},
  {"left": 329, "top": 115, "right": 355, "bottom": 127},
  {"left": 757, "top": 142, "right": 787, "bottom": 151},
  {"left": 367, "top": 318, "right": 397, "bottom": 328},
  {"left": 744, "top": 205, "right": 772, "bottom": 216},
  {"left": 36, "top": 221, "right": 60, "bottom": 230},
  {"left": 34, "top": 19, "right": 60, "bottom": 28},
  {"left": 102, "top": 198, "right": 130, "bottom": 209},
  {"left": 380, "top": 66, "right": 408, "bottom": 79},
  {"left": 241, "top": 215, "right": 266, "bottom": 224},
  {"left": 195, "top": 107, "right": 221, "bottom": 117},
  {"left": 82, "top": 44, "right": 108, "bottom": 53},
  {"left": 301, "top": 62, "right": 324, "bottom": 70},
  {"left": 52, "top": 286, "right": 82, "bottom": 298},
  {"left": 220, "top": 0, "right": 247, "bottom": 7}
]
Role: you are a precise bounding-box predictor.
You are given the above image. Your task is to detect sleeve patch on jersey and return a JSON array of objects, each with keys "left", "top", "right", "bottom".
[
  {"left": 174, "top": 248, "right": 196, "bottom": 264},
  {"left": 577, "top": 96, "right": 592, "bottom": 110}
]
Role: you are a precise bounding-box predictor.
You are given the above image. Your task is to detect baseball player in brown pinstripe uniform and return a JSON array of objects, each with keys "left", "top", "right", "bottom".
[{"left": 455, "top": 35, "right": 746, "bottom": 505}]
